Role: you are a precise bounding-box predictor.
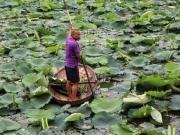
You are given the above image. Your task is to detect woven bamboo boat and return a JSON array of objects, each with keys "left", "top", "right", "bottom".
[{"left": 48, "top": 64, "right": 97, "bottom": 106}]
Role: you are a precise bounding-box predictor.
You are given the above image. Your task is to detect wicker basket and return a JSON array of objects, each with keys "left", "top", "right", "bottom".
[{"left": 49, "top": 64, "right": 97, "bottom": 106}]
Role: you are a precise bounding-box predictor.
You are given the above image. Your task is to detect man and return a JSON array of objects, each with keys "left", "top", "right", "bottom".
[{"left": 65, "top": 24, "right": 82, "bottom": 100}]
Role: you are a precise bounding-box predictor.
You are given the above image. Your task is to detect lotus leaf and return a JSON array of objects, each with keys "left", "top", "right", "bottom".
[
  {"left": 64, "top": 113, "right": 84, "bottom": 122},
  {"left": 30, "top": 93, "right": 52, "bottom": 109},
  {"left": 168, "top": 95, "right": 180, "bottom": 110},
  {"left": 151, "top": 107, "right": 162, "bottom": 123},
  {"left": 109, "top": 81, "right": 131, "bottom": 93},
  {"left": 85, "top": 56, "right": 108, "bottom": 65},
  {"left": 136, "top": 75, "right": 174, "bottom": 87},
  {"left": 164, "top": 62, "right": 179, "bottom": 72},
  {"left": 14, "top": 63, "right": 33, "bottom": 76},
  {"left": 90, "top": 97, "right": 122, "bottom": 113},
  {"left": 0, "top": 93, "right": 13, "bottom": 105},
  {"left": 2, "top": 83, "right": 24, "bottom": 93},
  {"left": 32, "top": 86, "right": 49, "bottom": 96},
  {"left": 26, "top": 58, "right": 49, "bottom": 67},
  {"left": 83, "top": 46, "right": 103, "bottom": 56},
  {"left": 154, "top": 49, "right": 176, "bottom": 61},
  {"left": 129, "top": 56, "right": 150, "bottom": 67},
  {"left": 123, "top": 93, "right": 152, "bottom": 107},
  {"left": 92, "top": 111, "right": 122, "bottom": 129},
  {"left": 75, "top": 102, "right": 92, "bottom": 117},
  {"left": 145, "top": 89, "right": 172, "bottom": 98},
  {"left": 0, "top": 118, "right": 21, "bottom": 133},
  {"left": 109, "top": 125, "right": 134, "bottom": 135},
  {"left": 94, "top": 66, "right": 111, "bottom": 74},
  {"left": 0, "top": 62, "right": 14, "bottom": 71},
  {"left": 136, "top": 130, "right": 163, "bottom": 135},
  {"left": 22, "top": 72, "right": 44, "bottom": 86},
  {"left": 9, "top": 48, "right": 30, "bottom": 58}
]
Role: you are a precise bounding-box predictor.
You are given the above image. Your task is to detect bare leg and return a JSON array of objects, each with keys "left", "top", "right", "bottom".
[
  {"left": 66, "top": 80, "right": 72, "bottom": 99},
  {"left": 71, "top": 82, "right": 78, "bottom": 100}
]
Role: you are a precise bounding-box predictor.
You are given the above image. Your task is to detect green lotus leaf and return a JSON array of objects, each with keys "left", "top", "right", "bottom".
[
  {"left": 26, "top": 58, "right": 49, "bottom": 67},
  {"left": 169, "top": 21, "right": 180, "bottom": 29},
  {"left": 168, "top": 95, "right": 180, "bottom": 110},
  {"left": 64, "top": 113, "right": 84, "bottom": 122},
  {"left": 153, "top": 50, "right": 176, "bottom": 62},
  {"left": 90, "top": 97, "right": 122, "bottom": 113},
  {"left": 145, "top": 89, "right": 171, "bottom": 98},
  {"left": 83, "top": 46, "right": 103, "bottom": 56},
  {"left": 55, "top": 29, "right": 67, "bottom": 42},
  {"left": 164, "top": 62, "right": 179, "bottom": 72},
  {"left": 39, "top": 0, "right": 59, "bottom": 11},
  {"left": 2, "top": 83, "right": 24, "bottom": 93},
  {"left": 109, "top": 81, "right": 131, "bottom": 93},
  {"left": 94, "top": 66, "right": 111, "bottom": 74},
  {"left": 129, "top": 56, "right": 150, "bottom": 67},
  {"left": 136, "top": 76, "right": 174, "bottom": 87},
  {"left": 0, "top": 93, "right": 13, "bottom": 105},
  {"left": 92, "top": 111, "right": 122, "bottom": 129},
  {"left": 137, "top": 130, "right": 163, "bottom": 135},
  {"left": 123, "top": 93, "right": 152, "bottom": 108},
  {"left": 74, "top": 14, "right": 85, "bottom": 20},
  {"left": 130, "top": 35, "right": 145, "bottom": 44},
  {"left": 41, "top": 35, "right": 56, "bottom": 44},
  {"left": 105, "top": 12, "right": 118, "bottom": 20},
  {"left": 109, "top": 125, "right": 134, "bottom": 135},
  {"left": 49, "top": 113, "right": 70, "bottom": 130},
  {"left": 14, "top": 63, "right": 33, "bottom": 76},
  {"left": 22, "top": 72, "right": 44, "bottom": 87},
  {"left": 9, "top": 48, "right": 30, "bottom": 58},
  {"left": 22, "top": 40, "right": 40, "bottom": 48},
  {"left": 129, "top": 105, "right": 152, "bottom": 118},
  {"left": 143, "top": 35, "right": 160, "bottom": 44},
  {"left": 140, "top": 11, "right": 155, "bottom": 21},
  {"left": 0, "top": 118, "right": 21, "bottom": 133},
  {"left": 151, "top": 14, "right": 166, "bottom": 21},
  {"left": 143, "top": 64, "right": 163, "bottom": 71},
  {"left": 150, "top": 107, "right": 162, "bottom": 123},
  {"left": 175, "top": 34, "right": 180, "bottom": 40},
  {"left": 46, "top": 46, "right": 58, "bottom": 53},
  {"left": 74, "top": 22, "right": 97, "bottom": 30},
  {"left": 27, "top": 109, "right": 54, "bottom": 120},
  {"left": 31, "top": 86, "right": 49, "bottom": 96},
  {"left": 0, "top": 62, "right": 14, "bottom": 71},
  {"left": 30, "top": 93, "right": 52, "bottom": 109},
  {"left": 85, "top": 56, "right": 108, "bottom": 65},
  {"left": 76, "top": 102, "right": 92, "bottom": 117}
]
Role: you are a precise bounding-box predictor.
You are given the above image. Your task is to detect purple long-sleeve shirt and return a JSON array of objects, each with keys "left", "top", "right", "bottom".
[{"left": 65, "top": 38, "right": 80, "bottom": 68}]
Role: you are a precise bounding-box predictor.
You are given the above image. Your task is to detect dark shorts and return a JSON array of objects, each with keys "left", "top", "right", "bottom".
[{"left": 65, "top": 66, "right": 80, "bottom": 83}]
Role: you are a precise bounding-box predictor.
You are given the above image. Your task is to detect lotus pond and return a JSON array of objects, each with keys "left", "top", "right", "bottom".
[{"left": 0, "top": 0, "right": 180, "bottom": 134}]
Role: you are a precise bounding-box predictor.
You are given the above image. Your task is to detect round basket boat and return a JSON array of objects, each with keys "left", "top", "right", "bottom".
[{"left": 49, "top": 64, "right": 97, "bottom": 106}]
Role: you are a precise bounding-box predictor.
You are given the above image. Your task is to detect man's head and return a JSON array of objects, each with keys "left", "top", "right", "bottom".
[{"left": 71, "top": 29, "right": 81, "bottom": 40}]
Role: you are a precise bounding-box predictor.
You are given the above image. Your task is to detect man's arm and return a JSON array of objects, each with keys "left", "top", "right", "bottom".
[
  {"left": 76, "top": 51, "right": 82, "bottom": 58},
  {"left": 68, "top": 24, "right": 74, "bottom": 38}
]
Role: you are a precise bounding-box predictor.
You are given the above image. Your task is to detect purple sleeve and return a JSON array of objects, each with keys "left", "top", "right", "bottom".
[{"left": 73, "top": 42, "right": 80, "bottom": 54}]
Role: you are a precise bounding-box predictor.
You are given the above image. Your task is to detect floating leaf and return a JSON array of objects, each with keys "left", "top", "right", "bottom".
[
  {"left": 3, "top": 83, "right": 24, "bottom": 93},
  {"left": 94, "top": 67, "right": 111, "bottom": 74},
  {"left": 64, "top": 113, "right": 84, "bottom": 122},
  {"left": 129, "top": 56, "right": 150, "bottom": 67},
  {"left": 22, "top": 72, "right": 44, "bottom": 87},
  {"left": 92, "top": 111, "right": 122, "bottom": 129},
  {"left": 85, "top": 56, "right": 108, "bottom": 65},
  {"left": 168, "top": 95, "right": 180, "bottom": 110},
  {"left": 32, "top": 86, "right": 49, "bottom": 96},
  {"left": 164, "top": 62, "right": 179, "bottom": 72},
  {"left": 109, "top": 125, "right": 134, "bottom": 135},
  {"left": 151, "top": 107, "right": 162, "bottom": 123},
  {"left": 145, "top": 89, "right": 171, "bottom": 98},
  {"left": 9, "top": 48, "right": 30, "bottom": 58},
  {"left": 0, "top": 118, "right": 21, "bottom": 133},
  {"left": 90, "top": 97, "right": 122, "bottom": 113}
]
